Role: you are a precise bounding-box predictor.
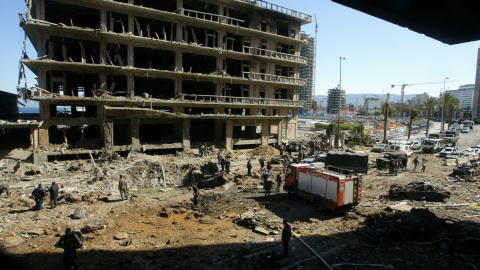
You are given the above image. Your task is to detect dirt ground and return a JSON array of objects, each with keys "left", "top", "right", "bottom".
[{"left": 0, "top": 129, "right": 480, "bottom": 270}]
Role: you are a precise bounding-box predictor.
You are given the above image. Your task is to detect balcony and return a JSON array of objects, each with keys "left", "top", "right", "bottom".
[
  {"left": 181, "top": 9, "right": 245, "bottom": 27},
  {"left": 183, "top": 94, "right": 304, "bottom": 107},
  {"left": 236, "top": 0, "right": 312, "bottom": 22},
  {"left": 243, "top": 46, "right": 307, "bottom": 64},
  {"left": 244, "top": 72, "right": 306, "bottom": 86}
]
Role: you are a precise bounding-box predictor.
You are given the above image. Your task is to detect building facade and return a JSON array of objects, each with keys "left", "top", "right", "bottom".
[
  {"left": 0, "top": 91, "right": 19, "bottom": 118},
  {"left": 327, "top": 88, "right": 346, "bottom": 114},
  {"left": 363, "top": 98, "right": 382, "bottom": 115},
  {"left": 473, "top": 48, "right": 480, "bottom": 117},
  {"left": 446, "top": 84, "right": 475, "bottom": 111},
  {"left": 299, "top": 34, "right": 314, "bottom": 113},
  {"left": 19, "top": 0, "right": 311, "bottom": 163}
]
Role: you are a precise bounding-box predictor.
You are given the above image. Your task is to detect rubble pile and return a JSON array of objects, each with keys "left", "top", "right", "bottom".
[
  {"left": 247, "top": 146, "right": 280, "bottom": 157},
  {"left": 359, "top": 208, "right": 480, "bottom": 252}
]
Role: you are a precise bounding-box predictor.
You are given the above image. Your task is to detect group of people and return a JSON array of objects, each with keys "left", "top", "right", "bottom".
[
  {"left": 389, "top": 156, "right": 427, "bottom": 175},
  {"left": 30, "top": 182, "right": 60, "bottom": 210},
  {"left": 218, "top": 152, "right": 232, "bottom": 173}
]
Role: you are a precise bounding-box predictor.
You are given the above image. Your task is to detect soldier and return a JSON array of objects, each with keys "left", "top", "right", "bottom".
[
  {"left": 48, "top": 181, "right": 59, "bottom": 209},
  {"left": 32, "top": 184, "right": 46, "bottom": 210},
  {"left": 247, "top": 159, "right": 252, "bottom": 176},
  {"left": 263, "top": 171, "right": 271, "bottom": 199},
  {"left": 413, "top": 156, "right": 419, "bottom": 171},
  {"left": 0, "top": 183, "right": 9, "bottom": 197},
  {"left": 118, "top": 175, "right": 128, "bottom": 200},
  {"left": 259, "top": 158, "right": 265, "bottom": 172},
  {"left": 282, "top": 220, "right": 292, "bottom": 257},
  {"left": 220, "top": 156, "right": 225, "bottom": 172},
  {"left": 402, "top": 156, "right": 408, "bottom": 171}
]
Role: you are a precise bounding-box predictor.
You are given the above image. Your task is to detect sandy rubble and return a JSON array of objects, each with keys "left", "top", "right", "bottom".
[{"left": 0, "top": 138, "right": 479, "bottom": 269}]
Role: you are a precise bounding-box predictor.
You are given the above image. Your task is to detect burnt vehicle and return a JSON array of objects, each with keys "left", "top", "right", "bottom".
[
  {"left": 453, "top": 161, "right": 480, "bottom": 176},
  {"left": 389, "top": 182, "right": 451, "bottom": 202},
  {"left": 376, "top": 152, "right": 406, "bottom": 170}
]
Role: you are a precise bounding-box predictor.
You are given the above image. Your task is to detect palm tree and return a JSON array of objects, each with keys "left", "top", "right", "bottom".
[
  {"left": 422, "top": 95, "right": 438, "bottom": 137},
  {"left": 443, "top": 93, "right": 459, "bottom": 129},
  {"left": 381, "top": 93, "right": 395, "bottom": 143},
  {"left": 406, "top": 99, "right": 421, "bottom": 139},
  {"left": 373, "top": 106, "right": 378, "bottom": 116}
]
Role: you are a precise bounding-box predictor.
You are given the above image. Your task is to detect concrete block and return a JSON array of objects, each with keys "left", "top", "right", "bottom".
[{"left": 444, "top": 159, "right": 456, "bottom": 166}]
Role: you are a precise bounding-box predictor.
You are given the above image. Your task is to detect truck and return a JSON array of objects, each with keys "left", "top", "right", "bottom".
[
  {"left": 376, "top": 152, "right": 407, "bottom": 169},
  {"left": 444, "top": 130, "right": 459, "bottom": 144},
  {"left": 284, "top": 164, "right": 363, "bottom": 212},
  {"left": 422, "top": 138, "right": 446, "bottom": 153}
]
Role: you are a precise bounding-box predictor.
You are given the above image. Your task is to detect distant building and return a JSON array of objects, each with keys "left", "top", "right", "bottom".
[
  {"left": 414, "top": 92, "right": 428, "bottom": 107},
  {"left": 348, "top": 103, "right": 355, "bottom": 112},
  {"left": 446, "top": 84, "right": 475, "bottom": 113},
  {"left": 299, "top": 34, "right": 314, "bottom": 113},
  {"left": 0, "top": 90, "right": 18, "bottom": 118},
  {"left": 473, "top": 48, "right": 480, "bottom": 117},
  {"left": 363, "top": 97, "right": 382, "bottom": 115},
  {"left": 327, "top": 88, "right": 346, "bottom": 114}
]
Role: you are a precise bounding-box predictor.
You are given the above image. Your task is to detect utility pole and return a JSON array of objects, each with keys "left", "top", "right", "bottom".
[{"left": 337, "top": 57, "right": 345, "bottom": 150}]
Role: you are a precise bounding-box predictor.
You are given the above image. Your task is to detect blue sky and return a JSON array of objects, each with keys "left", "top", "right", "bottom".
[{"left": 1, "top": 0, "right": 479, "bottom": 98}]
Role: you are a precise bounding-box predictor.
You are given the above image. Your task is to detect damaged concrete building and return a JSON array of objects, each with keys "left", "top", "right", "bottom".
[{"left": 18, "top": 0, "right": 311, "bottom": 163}]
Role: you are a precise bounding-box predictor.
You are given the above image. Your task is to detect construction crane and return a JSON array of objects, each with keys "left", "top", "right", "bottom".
[{"left": 391, "top": 80, "right": 459, "bottom": 114}]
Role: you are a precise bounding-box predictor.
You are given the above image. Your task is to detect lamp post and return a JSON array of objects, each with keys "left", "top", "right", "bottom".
[
  {"left": 441, "top": 77, "right": 449, "bottom": 132},
  {"left": 337, "top": 57, "right": 345, "bottom": 150}
]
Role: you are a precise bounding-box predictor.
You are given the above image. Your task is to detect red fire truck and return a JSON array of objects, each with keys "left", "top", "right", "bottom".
[{"left": 284, "top": 164, "right": 363, "bottom": 212}]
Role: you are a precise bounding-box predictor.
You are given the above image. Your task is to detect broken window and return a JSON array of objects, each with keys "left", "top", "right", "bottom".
[
  {"left": 183, "top": 1, "right": 218, "bottom": 15},
  {"left": 134, "top": 47, "right": 175, "bottom": 71},
  {"left": 224, "top": 59, "right": 246, "bottom": 77},
  {"left": 49, "top": 36, "right": 100, "bottom": 64},
  {"left": 45, "top": 1, "right": 99, "bottom": 29},
  {"left": 107, "top": 75, "right": 128, "bottom": 96},
  {"left": 182, "top": 80, "right": 216, "bottom": 97},
  {"left": 183, "top": 53, "right": 216, "bottom": 74},
  {"left": 113, "top": 120, "right": 132, "bottom": 146},
  {"left": 106, "top": 43, "right": 128, "bottom": 66},
  {"left": 140, "top": 124, "right": 178, "bottom": 144},
  {"left": 107, "top": 11, "right": 129, "bottom": 34},
  {"left": 190, "top": 120, "right": 215, "bottom": 143},
  {"left": 134, "top": 77, "right": 175, "bottom": 100},
  {"left": 133, "top": 16, "right": 176, "bottom": 40},
  {"left": 276, "top": 20, "right": 290, "bottom": 38},
  {"left": 224, "top": 7, "right": 249, "bottom": 28}
]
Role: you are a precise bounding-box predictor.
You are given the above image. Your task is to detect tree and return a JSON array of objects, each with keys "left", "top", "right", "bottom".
[
  {"left": 443, "top": 93, "right": 459, "bottom": 128},
  {"left": 381, "top": 93, "right": 395, "bottom": 143},
  {"left": 406, "top": 99, "right": 421, "bottom": 139},
  {"left": 422, "top": 94, "right": 438, "bottom": 137},
  {"left": 373, "top": 106, "right": 378, "bottom": 116}
]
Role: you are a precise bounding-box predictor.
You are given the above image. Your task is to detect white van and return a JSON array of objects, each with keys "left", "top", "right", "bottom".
[{"left": 388, "top": 144, "right": 413, "bottom": 156}]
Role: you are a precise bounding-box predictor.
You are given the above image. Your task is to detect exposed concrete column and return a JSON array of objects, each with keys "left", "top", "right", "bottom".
[
  {"left": 174, "top": 76, "right": 182, "bottom": 97},
  {"left": 38, "top": 123, "right": 49, "bottom": 146},
  {"left": 127, "top": 44, "right": 134, "bottom": 67},
  {"left": 277, "top": 120, "right": 283, "bottom": 145},
  {"left": 131, "top": 118, "right": 141, "bottom": 152},
  {"left": 103, "top": 119, "right": 114, "bottom": 155},
  {"left": 127, "top": 73, "right": 134, "bottom": 98},
  {"left": 31, "top": 127, "right": 38, "bottom": 150},
  {"left": 99, "top": 42, "right": 107, "bottom": 65},
  {"left": 226, "top": 119, "right": 233, "bottom": 150},
  {"left": 182, "top": 118, "right": 190, "bottom": 150},
  {"left": 214, "top": 119, "right": 223, "bottom": 143},
  {"left": 177, "top": 0, "right": 183, "bottom": 12},
  {"left": 39, "top": 0, "right": 45, "bottom": 20},
  {"left": 261, "top": 120, "right": 269, "bottom": 146},
  {"left": 99, "top": 74, "right": 107, "bottom": 92}
]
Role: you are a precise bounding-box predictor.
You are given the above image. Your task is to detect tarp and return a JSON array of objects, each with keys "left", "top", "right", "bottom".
[{"left": 326, "top": 151, "right": 369, "bottom": 173}]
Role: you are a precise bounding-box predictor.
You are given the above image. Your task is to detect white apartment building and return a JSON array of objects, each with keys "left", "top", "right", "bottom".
[{"left": 446, "top": 84, "right": 475, "bottom": 110}]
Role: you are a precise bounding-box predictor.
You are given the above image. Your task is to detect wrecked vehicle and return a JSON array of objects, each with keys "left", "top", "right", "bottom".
[
  {"left": 376, "top": 152, "right": 406, "bottom": 170},
  {"left": 389, "top": 182, "right": 451, "bottom": 202},
  {"left": 453, "top": 161, "right": 480, "bottom": 176}
]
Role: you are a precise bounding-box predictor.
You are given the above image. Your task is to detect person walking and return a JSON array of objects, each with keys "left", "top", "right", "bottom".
[
  {"left": 225, "top": 157, "right": 231, "bottom": 173},
  {"left": 118, "top": 175, "right": 128, "bottom": 200},
  {"left": 394, "top": 160, "right": 400, "bottom": 176},
  {"left": 282, "top": 220, "right": 292, "bottom": 257},
  {"left": 217, "top": 150, "right": 222, "bottom": 165},
  {"left": 247, "top": 159, "right": 252, "bottom": 176},
  {"left": 402, "top": 157, "right": 408, "bottom": 171},
  {"left": 413, "top": 156, "right": 419, "bottom": 172},
  {"left": 266, "top": 160, "right": 272, "bottom": 173},
  {"left": 0, "top": 183, "right": 10, "bottom": 198},
  {"left": 55, "top": 228, "right": 82, "bottom": 270},
  {"left": 421, "top": 158, "right": 427, "bottom": 172},
  {"left": 388, "top": 160, "right": 394, "bottom": 176},
  {"left": 263, "top": 171, "right": 271, "bottom": 199},
  {"left": 48, "top": 181, "right": 59, "bottom": 209},
  {"left": 276, "top": 173, "right": 282, "bottom": 192},
  {"left": 32, "top": 184, "right": 46, "bottom": 210},
  {"left": 220, "top": 156, "right": 225, "bottom": 172}
]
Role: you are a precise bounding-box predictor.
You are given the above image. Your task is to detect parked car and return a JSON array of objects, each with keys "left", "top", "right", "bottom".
[
  {"left": 439, "top": 147, "right": 455, "bottom": 157},
  {"left": 407, "top": 141, "right": 422, "bottom": 150},
  {"left": 371, "top": 143, "right": 388, "bottom": 153},
  {"left": 445, "top": 151, "right": 464, "bottom": 159},
  {"left": 461, "top": 127, "right": 470, "bottom": 133},
  {"left": 389, "top": 182, "right": 451, "bottom": 202},
  {"left": 462, "top": 148, "right": 480, "bottom": 156}
]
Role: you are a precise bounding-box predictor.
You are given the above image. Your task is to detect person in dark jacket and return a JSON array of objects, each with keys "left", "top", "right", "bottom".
[
  {"left": 259, "top": 158, "right": 265, "bottom": 172},
  {"left": 282, "top": 220, "right": 292, "bottom": 256},
  {"left": 225, "top": 157, "right": 231, "bottom": 173},
  {"left": 49, "top": 181, "right": 59, "bottom": 209},
  {"left": 247, "top": 159, "right": 252, "bottom": 176},
  {"left": 220, "top": 157, "right": 225, "bottom": 172},
  {"left": 55, "top": 228, "right": 81, "bottom": 270},
  {"left": 32, "top": 184, "right": 46, "bottom": 210}
]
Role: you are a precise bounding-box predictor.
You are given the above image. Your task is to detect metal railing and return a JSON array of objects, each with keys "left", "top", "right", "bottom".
[
  {"left": 244, "top": 72, "right": 306, "bottom": 85},
  {"left": 181, "top": 9, "right": 245, "bottom": 27},
  {"left": 182, "top": 94, "right": 304, "bottom": 107},
  {"left": 243, "top": 46, "right": 307, "bottom": 64},
  {"left": 237, "top": 0, "right": 312, "bottom": 22}
]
